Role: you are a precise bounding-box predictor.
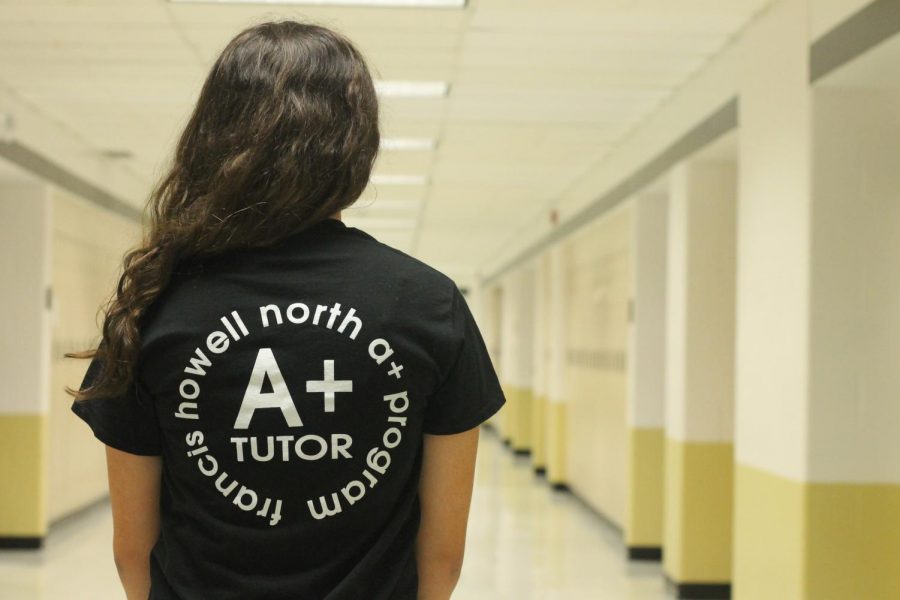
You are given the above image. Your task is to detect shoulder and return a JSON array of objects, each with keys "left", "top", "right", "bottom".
[{"left": 348, "top": 228, "right": 458, "bottom": 300}]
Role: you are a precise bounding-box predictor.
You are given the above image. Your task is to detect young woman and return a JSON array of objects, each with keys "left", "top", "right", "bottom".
[{"left": 67, "top": 20, "right": 505, "bottom": 600}]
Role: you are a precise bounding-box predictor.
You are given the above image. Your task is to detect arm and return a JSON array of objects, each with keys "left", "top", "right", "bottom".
[
  {"left": 415, "top": 426, "right": 480, "bottom": 600},
  {"left": 105, "top": 445, "right": 162, "bottom": 600}
]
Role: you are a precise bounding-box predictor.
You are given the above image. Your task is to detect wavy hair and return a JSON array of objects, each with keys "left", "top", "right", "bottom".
[{"left": 66, "top": 20, "right": 380, "bottom": 402}]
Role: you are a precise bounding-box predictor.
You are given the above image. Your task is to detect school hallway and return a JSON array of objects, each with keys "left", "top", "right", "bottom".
[
  {"left": 2, "top": 1, "right": 900, "bottom": 598},
  {"left": 0, "top": 429, "right": 668, "bottom": 600}
]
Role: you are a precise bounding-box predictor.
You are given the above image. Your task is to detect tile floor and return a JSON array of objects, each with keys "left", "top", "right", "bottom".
[
  {"left": 455, "top": 429, "right": 668, "bottom": 600},
  {"left": 0, "top": 429, "right": 671, "bottom": 599}
]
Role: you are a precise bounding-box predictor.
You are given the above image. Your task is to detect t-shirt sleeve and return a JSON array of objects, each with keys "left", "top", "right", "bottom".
[
  {"left": 70, "top": 354, "right": 162, "bottom": 456},
  {"left": 422, "top": 286, "right": 506, "bottom": 435}
]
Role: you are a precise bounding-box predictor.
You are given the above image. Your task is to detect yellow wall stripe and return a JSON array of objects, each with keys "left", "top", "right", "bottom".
[
  {"left": 530, "top": 395, "right": 547, "bottom": 469},
  {"left": 664, "top": 438, "right": 734, "bottom": 583},
  {"left": 806, "top": 478, "right": 900, "bottom": 599},
  {"left": 734, "top": 463, "right": 900, "bottom": 600},
  {"left": 733, "top": 463, "right": 804, "bottom": 599},
  {"left": 500, "top": 383, "right": 518, "bottom": 444},
  {"left": 0, "top": 414, "right": 47, "bottom": 538},
  {"left": 513, "top": 387, "right": 533, "bottom": 452},
  {"left": 545, "top": 401, "right": 567, "bottom": 486},
  {"left": 500, "top": 385, "right": 535, "bottom": 453},
  {"left": 626, "top": 427, "right": 664, "bottom": 547}
]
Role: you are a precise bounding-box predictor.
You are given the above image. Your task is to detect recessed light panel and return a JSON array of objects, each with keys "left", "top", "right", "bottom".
[
  {"left": 171, "top": 0, "right": 465, "bottom": 7},
  {"left": 374, "top": 81, "right": 449, "bottom": 98},
  {"left": 380, "top": 138, "right": 438, "bottom": 151}
]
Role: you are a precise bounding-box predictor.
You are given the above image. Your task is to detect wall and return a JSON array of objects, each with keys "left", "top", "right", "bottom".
[
  {"left": 48, "top": 187, "right": 142, "bottom": 522},
  {"left": 804, "top": 86, "right": 900, "bottom": 599},
  {"left": 544, "top": 245, "right": 569, "bottom": 485},
  {"left": 625, "top": 191, "right": 667, "bottom": 551},
  {"left": 498, "top": 267, "right": 535, "bottom": 449},
  {"left": 733, "top": 2, "right": 900, "bottom": 597},
  {"left": 477, "top": 0, "right": 900, "bottom": 596},
  {"left": 0, "top": 182, "right": 52, "bottom": 542},
  {"left": 664, "top": 159, "right": 737, "bottom": 586},
  {"left": 529, "top": 254, "right": 550, "bottom": 471},
  {"left": 562, "top": 204, "right": 631, "bottom": 525},
  {"left": 732, "top": 3, "right": 814, "bottom": 595},
  {"left": 483, "top": 285, "right": 504, "bottom": 431}
]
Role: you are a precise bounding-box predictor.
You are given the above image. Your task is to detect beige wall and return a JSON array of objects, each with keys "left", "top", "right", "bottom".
[
  {"left": 476, "top": 2, "right": 900, "bottom": 596},
  {"left": 501, "top": 267, "right": 535, "bottom": 391},
  {"left": 665, "top": 159, "right": 736, "bottom": 445},
  {"left": 531, "top": 255, "right": 548, "bottom": 413},
  {"left": 627, "top": 191, "right": 668, "bottom": 431},
  {"left": 529, "top": 254, "right": 550, "bottom": 469},
  {"left": 624, "top": 191, "right": 668, "bottom": 549},
  {"left": 735, "top": 0, "right": 812, "bottom": 482},
  {"left": 0, "top": 182, "right": 52, "bottom": 539},
  {"left": 663, "top": 158, "right": 737, "bottom": 584},
  {"left": 497, "top": 266, "right": 536, "bottom": 448},
  {"left": 562, "top": 204, "right": 631, "bottom": 525},
  {"left": 544, "top": 245, "right": 569, "bottom": 484},
  {"left": 481, "top": 285, "right": 504, "bottom": 430},
  {"left": 48, "top": 187, "right": 142, "bottom": 522},
  {"left": 808, "top": 87, "right": 900, "bottom": 484},
  {"left": 733, "top": 3, "right": 900, "bottom": 597}
]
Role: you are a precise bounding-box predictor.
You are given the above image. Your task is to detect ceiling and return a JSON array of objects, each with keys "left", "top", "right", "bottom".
[{"left": 0, "top": 0, "right": 773, "bottom": 282}]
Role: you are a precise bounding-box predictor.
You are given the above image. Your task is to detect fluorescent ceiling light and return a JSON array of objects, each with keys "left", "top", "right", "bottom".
[
  {"left": 171, "top": 0, "right": 464, "bottom": 6},
  {"left": 369, "top": 174, "right": 428, "bottom": 186},
  {"left": 375, "top": 80, "right": 449, "bottom": 98},
  {"left": 381, "top": 138, "right": 437, "bottom": 151}
]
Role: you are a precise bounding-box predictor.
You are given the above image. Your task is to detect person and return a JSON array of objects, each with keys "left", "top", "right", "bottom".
[{"left": 66, "top": 20, "right": 505, "bottom": 600}]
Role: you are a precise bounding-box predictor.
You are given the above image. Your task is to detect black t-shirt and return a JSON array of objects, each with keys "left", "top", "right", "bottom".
[{"left": 72, "top": 217, "right": 505, "bottom": 600}]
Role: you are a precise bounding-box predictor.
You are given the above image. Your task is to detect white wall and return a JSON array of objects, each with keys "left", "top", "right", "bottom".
[
  {"left": 499, "top": 267, "right": 535, "bottom": 389},
  {"left": 628, "top": 192, "right": 668, "bottom": 429},
  {"left": 48, "top": 187, "right": 142, "bottom": 521},
  {"left": 808, "top": 87, "right": 900, "bottom": 483},
  {"left": 0, "top": 182, "right": 52, "bottom": 416},
  {"left": 563, "top": 204, "right": 631, "bottom": 524},
  {"left": 532, "top": 254, "right": 549, "bottom": 401},
  {"left": 547, "top": 246, "right": 567, "bottom": 404},
  {"left": 734, "top": 0, "right": 813, "bottom": 480},
  {"left": 666, "top": 160, "right": 737, "bottom": 443}
]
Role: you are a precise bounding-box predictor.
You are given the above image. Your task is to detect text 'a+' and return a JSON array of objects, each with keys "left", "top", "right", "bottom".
[{"left": 234, "top": 353, "right": 356, "bottom": 429}]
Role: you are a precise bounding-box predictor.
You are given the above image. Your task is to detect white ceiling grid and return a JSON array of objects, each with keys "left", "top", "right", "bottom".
[{"left": 0, "top": 0, "right": 772, "bottom": 281}]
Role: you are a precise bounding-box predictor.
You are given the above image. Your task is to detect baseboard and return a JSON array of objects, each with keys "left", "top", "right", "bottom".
[
  {"left": 627, "top": 546, "right": 662, "bottom": 561},
  {"left": 665, "top": 576, "right": 731, "bottom": 599},
  {"left": 0, "top": 536, "right": 43, "bottom": 550}
]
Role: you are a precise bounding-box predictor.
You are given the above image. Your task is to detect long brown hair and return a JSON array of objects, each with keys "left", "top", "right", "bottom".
[{"left": 65, "top": 20, "right": 380, "bottom": 402}]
